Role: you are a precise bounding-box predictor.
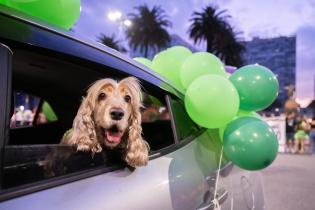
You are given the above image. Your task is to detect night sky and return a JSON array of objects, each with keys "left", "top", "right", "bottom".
[{"left": 73, "top": 0, "right": 315, "bottom": 105}]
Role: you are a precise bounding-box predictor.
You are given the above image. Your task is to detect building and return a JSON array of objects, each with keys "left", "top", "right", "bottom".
[{"left": 242, "top": 36, "right": 296, "bottom": 109}]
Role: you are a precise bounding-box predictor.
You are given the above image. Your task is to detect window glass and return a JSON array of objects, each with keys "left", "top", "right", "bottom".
[
  {"left": 10, "top": 91, "right": 57, "bottom": 128},
  {"left": 169, "top": 98, "right": 199, "bottom": 140}
]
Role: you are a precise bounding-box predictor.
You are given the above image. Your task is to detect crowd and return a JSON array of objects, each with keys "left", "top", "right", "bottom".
[{"left": 286, "top": 112, "right": 315, "bottom": 154}]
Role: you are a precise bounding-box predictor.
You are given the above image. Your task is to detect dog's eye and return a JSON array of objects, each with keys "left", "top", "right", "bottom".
[
  {"left": 98, "top": 93, "right": 106, "bottom": 100},
  {"left": 124, "top": 95, "right": 131, "bottom": 103}
]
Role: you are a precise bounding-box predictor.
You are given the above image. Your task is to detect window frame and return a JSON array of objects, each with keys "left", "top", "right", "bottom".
[{"left": 165, "top": 94, "right": 179, "bottom": 143}]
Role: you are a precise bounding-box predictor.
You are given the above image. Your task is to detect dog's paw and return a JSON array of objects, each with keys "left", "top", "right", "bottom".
[
  {"left": 77, "top": 143, "right": 102, "bottom": 154},
  {"left": 125, "top": 154, "right": 148, "bottom": 168},
  {"left": 92, "top": 144, "right": 102, "bottom": 153},
  {"left": 76, "top": 144, "right": 91, "bottom": 152}
]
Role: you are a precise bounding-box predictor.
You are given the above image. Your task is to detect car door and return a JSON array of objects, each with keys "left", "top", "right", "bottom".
[{"left": 0, "top": 41, "right": 227, "bottom": 210}]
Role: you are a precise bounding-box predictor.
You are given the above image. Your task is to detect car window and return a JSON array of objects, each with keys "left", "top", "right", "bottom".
[
  {"left": 1, "top": 48, "right": 176, "bottom": 192},
  {"left": 169, "top": 98, "right": 199, "bottom": 140}
]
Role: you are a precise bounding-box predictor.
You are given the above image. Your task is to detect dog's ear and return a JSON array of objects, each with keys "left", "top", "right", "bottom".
[
  {"left": 64, "top": 96, "right": 102, "bottom": 154},
  {"left": 120, "top": 77, "right": 149, "bottom": 167},
  {"left": 124, "top": 98, "right": 149, "bottom": 168}
]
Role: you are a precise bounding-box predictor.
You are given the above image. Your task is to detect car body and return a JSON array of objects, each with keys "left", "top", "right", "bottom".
[{"left": 0, "top": 5, "right": 266, "bottom": 210}]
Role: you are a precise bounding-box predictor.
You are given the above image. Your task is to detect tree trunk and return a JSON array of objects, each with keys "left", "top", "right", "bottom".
[
  {"left": 144, "top": 45, "right": 148, "bottom": 58},
  {"left": 206, "top": 39, "right": 213, "bottom": 53}
]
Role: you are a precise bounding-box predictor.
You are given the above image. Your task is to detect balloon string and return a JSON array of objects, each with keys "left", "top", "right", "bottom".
[{"left": 213, "top": 146, "right": 224, "bottom": 210}]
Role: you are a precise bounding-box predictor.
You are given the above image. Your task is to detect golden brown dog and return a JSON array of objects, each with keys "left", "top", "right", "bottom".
[{"left": 62, "top": 77, "right": 149, "bottom": 167}]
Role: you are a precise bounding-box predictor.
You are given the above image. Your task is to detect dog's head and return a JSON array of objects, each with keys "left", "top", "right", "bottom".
[
  {"left": 68, "top": 77, "right": 149, "bottom": 167},
  {"left": 92, "top": 77, "right": 142, "bottom": 148}
]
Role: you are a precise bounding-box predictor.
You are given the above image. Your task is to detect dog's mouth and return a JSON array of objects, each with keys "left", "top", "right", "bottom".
[{"left": 102, "top": 125, "right": 123, "bottom": 144}]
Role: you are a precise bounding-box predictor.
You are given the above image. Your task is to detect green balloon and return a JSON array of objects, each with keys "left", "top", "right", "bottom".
[
  {"left": 223, "top": 117, "right": 279, "bottom": 170},
  {"left": 185, "top": 75, "right": 239, "bottom": 128},
  {"left": 168, "top": 45, "right": 192, "bottom": 56},
  {"left": 151, "top": 46, "right": 192, "bottom": 89},
  {"left": 180, "top": 52, "right": 226, "bottom": 89},
  {"left": 2, "top": 0, "right": 80, "bottom": 30},
  {"left": 133, "top": 57, "right": 152, "bottom": 68},
  {"left": 42, "top": 101, "right": 58, "bottom": 121},
  {"left": 230, "top": 64, "right": 279, "bottom": 111},
  {"left": 237, "top": 109, "right": 261, "bottom": 119},
  {"left": 219, "top": 110, "right": 261, "bottom": 141}
]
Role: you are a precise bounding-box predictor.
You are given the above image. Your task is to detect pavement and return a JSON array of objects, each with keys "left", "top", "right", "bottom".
[{"left": 261, "top": 153, "right": 315, "bottom": 210}]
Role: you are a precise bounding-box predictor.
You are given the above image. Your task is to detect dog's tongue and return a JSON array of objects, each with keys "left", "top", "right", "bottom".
[{"left": 106, "top": 131, "right": 122, "bottom": 143}]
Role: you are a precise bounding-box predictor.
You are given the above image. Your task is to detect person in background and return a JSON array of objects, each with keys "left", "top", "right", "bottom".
[
  {"left": 285, "top": 111, "right": 297, "bottom": 153},
  {"left": 294, "top": 116, "right": 310, "bottom": 154},
  {"left": 309, "top": 114, "right": 315, "bottom": 155}
]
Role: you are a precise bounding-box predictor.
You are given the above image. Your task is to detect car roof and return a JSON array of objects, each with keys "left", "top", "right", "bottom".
[{"left": 0, "top": 4, "right": 184, "bottom": 100}]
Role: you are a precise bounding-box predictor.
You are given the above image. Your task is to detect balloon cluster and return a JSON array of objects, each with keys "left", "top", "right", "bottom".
[
  {"left": 0, "top": 0, "right": 80, "bottom": 30},
  {"left": 134, "top": 46, "right": 279, "bottom": 171}
]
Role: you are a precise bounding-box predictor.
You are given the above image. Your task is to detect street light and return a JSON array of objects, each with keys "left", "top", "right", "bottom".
[
  {"left": 107, "top": 11, "right": 122, "bottom": 22},
  {"left": 107, "top": 10, "right": 132, "bottom": 28},
  {"left": 123, "top": 19, "right": 132, "bottom": 27}
]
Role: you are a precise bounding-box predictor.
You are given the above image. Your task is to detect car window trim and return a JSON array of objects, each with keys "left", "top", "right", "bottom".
[
  {"left": 0, "top": 43, "right": 12, "bottom": 189},
  {"left": 165, "top": 94, "right": 179, "bottom": 144},
  {"left": 0, "top": 163, "right": 124, "bottom": 202},
  {"left": 149, "top": 127, "right": 206, "bottom": 160}
]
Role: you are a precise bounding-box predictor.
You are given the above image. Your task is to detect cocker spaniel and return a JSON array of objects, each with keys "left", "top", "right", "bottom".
[{"left": 62, "top": 77, "right": 149, "bottom": 167}]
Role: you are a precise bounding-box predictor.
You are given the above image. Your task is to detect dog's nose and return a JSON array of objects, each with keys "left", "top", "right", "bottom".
[{"left": 110, "top": 108, "right": 124, "bottom": 120}]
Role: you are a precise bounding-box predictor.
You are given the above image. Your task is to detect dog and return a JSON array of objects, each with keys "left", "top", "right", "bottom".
[{"left": 61, "top": 77, "right": 149, "bottom": 168}]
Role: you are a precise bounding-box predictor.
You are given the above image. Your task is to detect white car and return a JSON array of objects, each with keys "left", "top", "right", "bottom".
[{"left": 0, "top": 5, "right": 265, "bottom": 210}]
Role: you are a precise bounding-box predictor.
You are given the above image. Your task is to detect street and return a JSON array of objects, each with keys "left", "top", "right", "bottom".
[{"left": 262, "top": 154, "right": 315, "bottom": 210}]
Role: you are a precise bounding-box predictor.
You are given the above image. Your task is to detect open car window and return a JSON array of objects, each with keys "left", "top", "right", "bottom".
[{"left": 2, "top": 47, "right": 176, "bottom": 192}]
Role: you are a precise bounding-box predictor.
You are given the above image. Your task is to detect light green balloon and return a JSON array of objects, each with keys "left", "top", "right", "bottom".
[
  {"left": 2, "top": 0, "right": 80, "bottom": 30},
  {"left": 168, "top": 45, "right": 192, "bottom": 56},
  {"left": 185, "top": 75, "right": 239, "bottom": 128},
  {"left": 151, "top": 46, "right": 192, "bottom": 89},
  {"left": 42, "top": 101, "right": 58, "bottom": 121},
  {"left": 133, "top": 57, "right": 152, "bottom": 68},
  {"left": 180, "top": 52, "right": 226, "bottom": 89}
]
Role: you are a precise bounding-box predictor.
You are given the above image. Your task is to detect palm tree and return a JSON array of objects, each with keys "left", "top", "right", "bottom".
[
  {"left": 125, "top": 4, "right": 171, "bottom": 58},
  {"left": 215, "top": 26, "right": 245, "bottom": 66},
  {"left": 97, "top": 33, "right": 127, "bottom": 53},
  {"left": 188, "top": 5, "right": 245, "bottom": 66}
]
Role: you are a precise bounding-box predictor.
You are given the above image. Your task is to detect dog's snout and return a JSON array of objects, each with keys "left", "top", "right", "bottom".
[{"left": 110, "top": 108, "right": 124, "bottom": 120}]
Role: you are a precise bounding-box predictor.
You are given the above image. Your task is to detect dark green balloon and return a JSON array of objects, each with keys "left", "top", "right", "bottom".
[
  {"left": 229, "top": 65, "right": 279, "bottom": 111},
  {"left": 219, "top": 110, "right": 261, "bottom": 141},
  {"left": 223, "top": 117, "right": 278, "bottom": 170}
]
